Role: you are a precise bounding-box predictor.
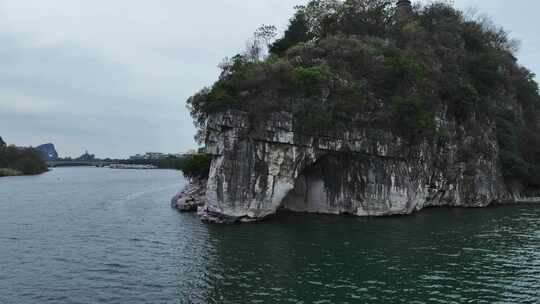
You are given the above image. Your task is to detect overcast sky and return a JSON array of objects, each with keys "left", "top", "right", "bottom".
[{"left": 0, "top": 0, "right": 538, "bottom": 158}]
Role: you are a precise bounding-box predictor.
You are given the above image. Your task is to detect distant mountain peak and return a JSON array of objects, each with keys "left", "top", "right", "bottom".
[{"left": 37, "top": 143, "right": 58, "bottom": 161}]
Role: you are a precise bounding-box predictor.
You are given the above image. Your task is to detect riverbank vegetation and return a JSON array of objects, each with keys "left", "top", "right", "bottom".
[
  {"left": 0, "top": 168, "right": 22, "bottom": 177},
  {"left": 187, "top": 0, "right": 540, "bottom": 190},
  {"left": 0, "top": 136, "right": 49, "bottom": 177},
  {"left": 178, "top": 154, "right": 211, "bottom": 180},
  {"left": 121, "top": 154, "right": 211, "bottom": 180}
]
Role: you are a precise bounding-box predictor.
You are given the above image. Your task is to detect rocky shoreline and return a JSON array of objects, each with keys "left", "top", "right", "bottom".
[
  {"left": 171, "top": 181, "right": 540, "bottom": 224},
  {"left": 172, "top": 180, "right": 540, "bottom": 224},
  {"left": 171, "top": 180, "right": 246, "bottom": 224},
  {"left": 171, "top": 180, "right": 207, "bottom": 212}
]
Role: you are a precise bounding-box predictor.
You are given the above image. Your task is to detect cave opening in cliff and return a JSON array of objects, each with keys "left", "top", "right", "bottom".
[{"left": 280, "top": 153, "right": 368, "bottom": 215}]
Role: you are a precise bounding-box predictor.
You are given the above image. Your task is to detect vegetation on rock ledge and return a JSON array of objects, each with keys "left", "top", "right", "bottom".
[
  {"left": 178, "top": 154, "right": 211, "bottom": 180},
  {"left": 187, "top": 0, "right": 540, "bottom": 190}
]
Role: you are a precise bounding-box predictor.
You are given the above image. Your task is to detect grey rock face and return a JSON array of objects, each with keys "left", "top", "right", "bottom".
[
  {"left": 171, "top": 180, "right": 207, "bottom": 212},
  {"left": 36, "top": 143, "right": 58, "bottom": 161},
  {"left": 192, "top": 109, "right": 518, "bottom": 223}
]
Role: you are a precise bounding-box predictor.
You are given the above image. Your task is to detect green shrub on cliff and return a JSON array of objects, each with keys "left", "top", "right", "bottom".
[
  {"left": 269, "top": 10, "right": 313, "bottom": 56},
  {"left": 187, "top": 0, "right": 540, "bottom": 189},
  {"left": 293, "top": 66, "right": 330, "bottom": 86},
  {"left": 391, "top": 96, "right": 435, "bottom": 142},
  {"left": 179, "top": 154, "right": 212, "bottom": 180}
]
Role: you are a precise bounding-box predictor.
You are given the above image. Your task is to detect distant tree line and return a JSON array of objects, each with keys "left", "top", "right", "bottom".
[{"left": 0, "top": 136, "right": 48, "bottom": 177}]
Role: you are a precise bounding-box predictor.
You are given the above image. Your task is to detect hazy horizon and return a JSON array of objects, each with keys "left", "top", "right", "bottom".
[{"left": 1, "top": 0, "right": 539, "bottom": 159}]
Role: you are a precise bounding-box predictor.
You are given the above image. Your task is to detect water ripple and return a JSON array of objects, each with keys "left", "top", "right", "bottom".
[{"left": 1, "top": 168, "right": 540, "bottom": 303}]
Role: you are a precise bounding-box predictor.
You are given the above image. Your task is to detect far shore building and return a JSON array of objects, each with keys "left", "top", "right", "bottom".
[
  {"left": 145, "top": 152, "right": 166, "bottom": 160},
  {"left": 128, "top": 152, "right": 186, "bottom": 160},
  {"left": 77, "top": 150, "right": 95, "bottom": 161}
]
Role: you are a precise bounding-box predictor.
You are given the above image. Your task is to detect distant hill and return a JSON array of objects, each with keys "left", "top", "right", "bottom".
[{"left": 37, "top": 143, "right": 59, "bottom": 161}]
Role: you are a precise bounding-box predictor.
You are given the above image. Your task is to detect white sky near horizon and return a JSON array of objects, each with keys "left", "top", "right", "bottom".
[{"left": 0, "top": 0, "right": 538, "bottom": 158}]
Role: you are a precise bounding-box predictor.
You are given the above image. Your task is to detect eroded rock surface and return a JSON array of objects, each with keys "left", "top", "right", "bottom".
[
  {"left": 171, "top": 180, "right": 207, "bottom": 212},
  {"left": 180, "top": 109, "right": 522, "bottom": 223}
]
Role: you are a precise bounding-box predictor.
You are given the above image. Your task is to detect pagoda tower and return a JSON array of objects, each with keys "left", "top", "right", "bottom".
[{"left": 396, "top": 0, "right": 413, "bottom": 23}]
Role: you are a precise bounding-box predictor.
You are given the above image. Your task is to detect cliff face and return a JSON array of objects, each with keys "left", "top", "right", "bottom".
[
  {"left": 195, "top": 109, "right": 514, "bottom": 223},
  {"left": 37, "top": 143, "right": 58, "bottom": 161}
]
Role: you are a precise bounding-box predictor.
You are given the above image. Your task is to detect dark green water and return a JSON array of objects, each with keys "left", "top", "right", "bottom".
[{"left": 1, "top": 168, "right": 539, "bottom": 303}]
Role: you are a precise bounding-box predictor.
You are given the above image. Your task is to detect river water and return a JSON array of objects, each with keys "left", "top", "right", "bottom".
[{"left": 1, "top": 167, "right": 539, "bottom": 303}]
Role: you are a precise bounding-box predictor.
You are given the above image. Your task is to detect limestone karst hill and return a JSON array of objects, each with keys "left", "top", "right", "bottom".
[
  {"left": 36, "top": 143, "right": 59, "bottom": 161},
  {"left": 179, "top": 0, "right": 540, "bottom": 223}
]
